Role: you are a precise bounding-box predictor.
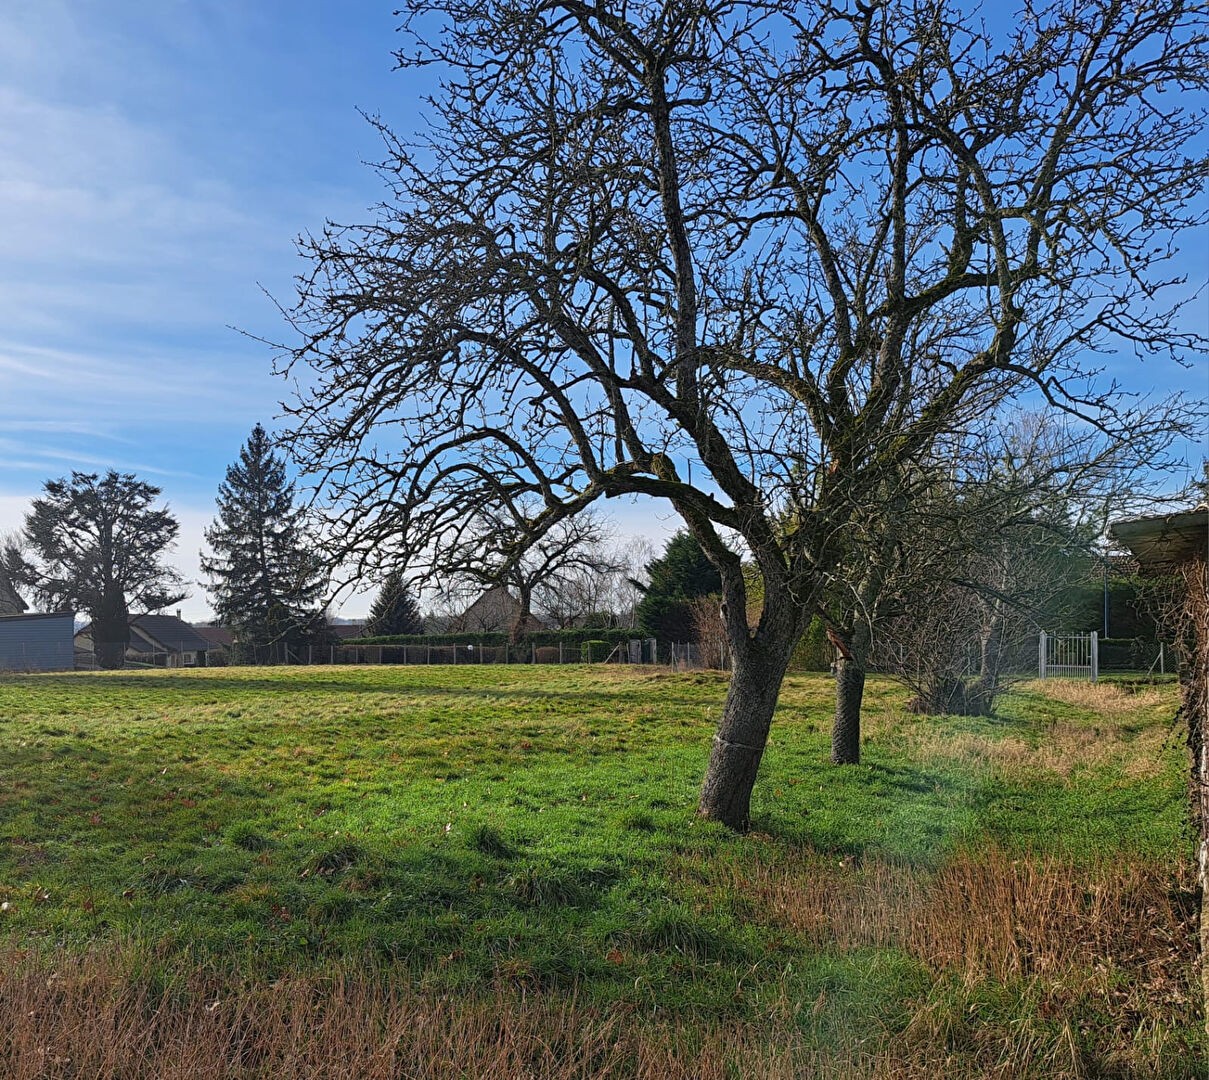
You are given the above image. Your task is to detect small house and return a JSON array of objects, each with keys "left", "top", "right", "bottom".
[
  {"left": 75, "top": 614, "right": 217, "bottom": 668},
  {"left": 454, "top": 586, "right": 548, "bottom": 634}
]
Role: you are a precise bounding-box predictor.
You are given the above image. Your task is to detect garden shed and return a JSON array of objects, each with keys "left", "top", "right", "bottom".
[
  {"left": 0, "top": 611, "right": 76, "bottom": 671},
  {"left": 1110, "top": 505, "right": 1208, "bottom": 1027}
]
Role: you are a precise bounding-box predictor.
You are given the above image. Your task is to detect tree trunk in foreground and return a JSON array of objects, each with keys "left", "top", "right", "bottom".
[
  {"left": 832, "top": 623, "right": 871, "bottom": 765},
  {"left": 699, "top": 645, "right": 794, "bottom": 831}
]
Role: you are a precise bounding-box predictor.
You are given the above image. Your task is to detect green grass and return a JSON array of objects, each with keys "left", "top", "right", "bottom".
[{"left": 0, "top": 665, "right": 1199, "bottom": 1074}]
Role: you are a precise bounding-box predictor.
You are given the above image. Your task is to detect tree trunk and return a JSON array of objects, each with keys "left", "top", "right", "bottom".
[
  {"left": 968, "top": 609, "right": 1005, "bottom": 714},
  {"left": 510, "top": 584, "right": 532, "bottom": 645},
  {"left": 92, "top": 594, "right": 129, "bottom": 670},
  {"left": 831, "top": 622, "right": 871, "bottom": 765},
  {"left": 698, "top": 643, "right": 793, "bottom": 831},
  {"left": 94, "top": 639, "right": 126, "bottom": 670}
]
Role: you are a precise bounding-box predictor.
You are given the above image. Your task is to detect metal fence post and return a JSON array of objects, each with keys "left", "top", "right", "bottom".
[
  {"left": 1038, "top": 630, "right": 1047, "bottom": 679},
  {"left": 1090, "top": 631, "right": 1098, "bottom": 684}
]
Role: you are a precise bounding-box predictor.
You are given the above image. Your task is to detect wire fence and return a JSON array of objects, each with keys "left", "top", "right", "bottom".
[
  {"left": 72, "top": 634, "right": 1174, "bottom": 677},
  {"left": 74, "top": 638, "right": 720, "bottom": 671}
]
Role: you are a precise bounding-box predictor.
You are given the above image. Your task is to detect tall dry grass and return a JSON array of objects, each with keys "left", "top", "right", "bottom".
[
  {"left": 1019, "top": 678, "right": 1172, "bottom": 717},
  {"left": 685, "top": 846, "right": 1201, "bottom": 1077},
  {"left": 0, "top": 949, "right": 883, "bottom": 1080},
  {"left": 2, "top": 849, "right": 1198, "bottom": 1078}
]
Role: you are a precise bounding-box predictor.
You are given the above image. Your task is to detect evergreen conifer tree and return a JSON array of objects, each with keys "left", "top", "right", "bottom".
[
  {"left": 635, "top": 532, "right": 722, "bottom": 643},
  {"left": 364, "top": 570, "right": 424, "bottom": 637},
  {"left": 202, "top": 425, "right": 326, "bottom": 661}
]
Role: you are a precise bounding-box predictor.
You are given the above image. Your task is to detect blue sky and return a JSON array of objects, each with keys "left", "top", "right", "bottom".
[{"left": 0, "top": 2, "right": 1205, "bottom": 619}]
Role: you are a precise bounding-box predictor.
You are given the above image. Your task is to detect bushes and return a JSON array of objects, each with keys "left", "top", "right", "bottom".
[
  {"left": 356, "top": 627, "right": 644, "bottom": 648},
  {"left": 1099, "top": 637, "right": 1165, "bottom": 672}
]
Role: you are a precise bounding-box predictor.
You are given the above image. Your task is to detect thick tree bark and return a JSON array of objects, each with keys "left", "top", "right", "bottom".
[
  {"left": 509, "top": 583, "right": 533, "bottom": 645},
  {"left": 698, "top": 643, "right": 794, "bottom": 831},
  {"left": 92, "top": 593, "right": 129, "bottom": 670},
  {"left": 831, "top": 622, "right": 871, "bottom": 765},
  {"left": 94, "top": 639, "right": 126, "bottom": 670}
]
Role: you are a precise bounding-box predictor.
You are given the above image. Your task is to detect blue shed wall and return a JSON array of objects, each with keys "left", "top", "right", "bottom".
[{"left": 0, "top": 614, "right": 75, "bottom": 672}]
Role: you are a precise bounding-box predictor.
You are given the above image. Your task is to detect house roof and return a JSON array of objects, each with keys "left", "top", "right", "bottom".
[
  {"left": 330, "top": 621, "right": 367, "bottom": 640},
  {"left": 1109, "top": 507, "right": 1208, "bottom": 572},
  {"left": 76, "top": 614, "right": 214, "bottom": 653},
  {"left": 129, "top": 615, "right": 213, "bottom": 653},
  {"left": 460, "top": 586, "right": 548, "bottom": 632},
  {"left": 193, "top": 625, "right": 234, "bottom": 648}
]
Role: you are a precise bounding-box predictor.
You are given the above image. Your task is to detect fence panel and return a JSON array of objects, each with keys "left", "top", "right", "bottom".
[{"left": 1038, "top": 630, "right": 1098, "bottom": 682}]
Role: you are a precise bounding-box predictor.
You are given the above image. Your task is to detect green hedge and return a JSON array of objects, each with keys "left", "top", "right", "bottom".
[
  {"left": 1098, "top": 636, "right": 1165, "bottom": 671},
  {"left": 354, "top": 627, "right": 646, "bottom": 648}
]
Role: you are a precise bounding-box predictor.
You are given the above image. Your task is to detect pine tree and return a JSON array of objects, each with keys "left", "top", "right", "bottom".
[
  {"left": 202, "top": 425, "right": 326, "bottom": 661},
  {"left": 364, "top": 570, "right": 424, "bottom": 637},
  {"left": 635, "top": 532, "right": 722, "bottom": 643}
]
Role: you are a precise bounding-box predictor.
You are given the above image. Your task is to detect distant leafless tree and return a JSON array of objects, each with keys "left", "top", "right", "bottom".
[
  {"left": 279, "top": 0, "right": 1207, "bottom": 829},
  {"left": 469, "top": 507, "right": 620, "bottom": 639}
]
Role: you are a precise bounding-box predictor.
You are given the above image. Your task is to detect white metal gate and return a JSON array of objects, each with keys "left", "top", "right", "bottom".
[{"left": 1038, "top": 630, "right": 1098, "bottom": 682}]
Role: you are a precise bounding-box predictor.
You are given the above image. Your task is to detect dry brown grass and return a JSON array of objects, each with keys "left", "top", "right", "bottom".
[
  {"left": 905, "top": 724, "right": 1171, "bottom": 781},
  {"left": 0, "top": 949, "right": 912, "bottom": 1080},
  {"left": 698, "top": 847, "right": 1192, "bottom": 976},
  {"left": 1, "top": 848, "right": 1198, "bottom": 1079},
  {"left": 682, "top": 846, "right": 1202, "bottom": 1077},
  {"left": 1020, "top": 678, "right": 1171, "bottom": 717}
]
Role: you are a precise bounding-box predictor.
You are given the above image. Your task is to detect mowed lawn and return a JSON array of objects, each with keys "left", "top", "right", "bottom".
[{"left": 0, "top": 665, "right": 1201, "bottom": 1078}]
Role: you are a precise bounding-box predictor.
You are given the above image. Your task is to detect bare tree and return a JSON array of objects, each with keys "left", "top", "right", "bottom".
[
  {"left": 280, "top": 0, "right": 1207, "bottom": 829},
  {"left": 822, "top": 409, "right": 1189, "bottom": 758},
  {"left": 467, "top": 507, "right": 620, "bottom": 639},
  {"left": 535, "top": 542, "right": 626, "bottom": 628}
]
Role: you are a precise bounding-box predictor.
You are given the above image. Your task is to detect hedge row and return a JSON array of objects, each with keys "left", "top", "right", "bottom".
[
  {"left": 354, "top": 627, "right": 650, "bottom": 648},
  {"left": 1098, "top": 636, "right": 1167, "bottom": 671}
]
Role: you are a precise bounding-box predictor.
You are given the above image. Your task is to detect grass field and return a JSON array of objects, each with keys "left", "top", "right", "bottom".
[{"left": 0, "top": 665, "right": 1201, "bottom": 1077}]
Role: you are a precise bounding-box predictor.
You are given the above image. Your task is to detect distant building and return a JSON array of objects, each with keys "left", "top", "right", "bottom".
[
  {"left": 193, "top": 625, "right": 233, "bottom": 648},
  {"left": 0, "top": 611, "right": 75, "bottom": 671},
  {"left": 330, "top": 621, "right": 368, "bottom": 640},
  {"left": 454, "top": 586, "right": 548, "bottom": 634},
  {"left": 75, "top": 614, "right": 218, "bottom": 668}
]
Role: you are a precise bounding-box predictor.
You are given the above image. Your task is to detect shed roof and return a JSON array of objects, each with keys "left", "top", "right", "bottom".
[{"left": 1109, "top": 507, "right": 1208, "bottom": 571}]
